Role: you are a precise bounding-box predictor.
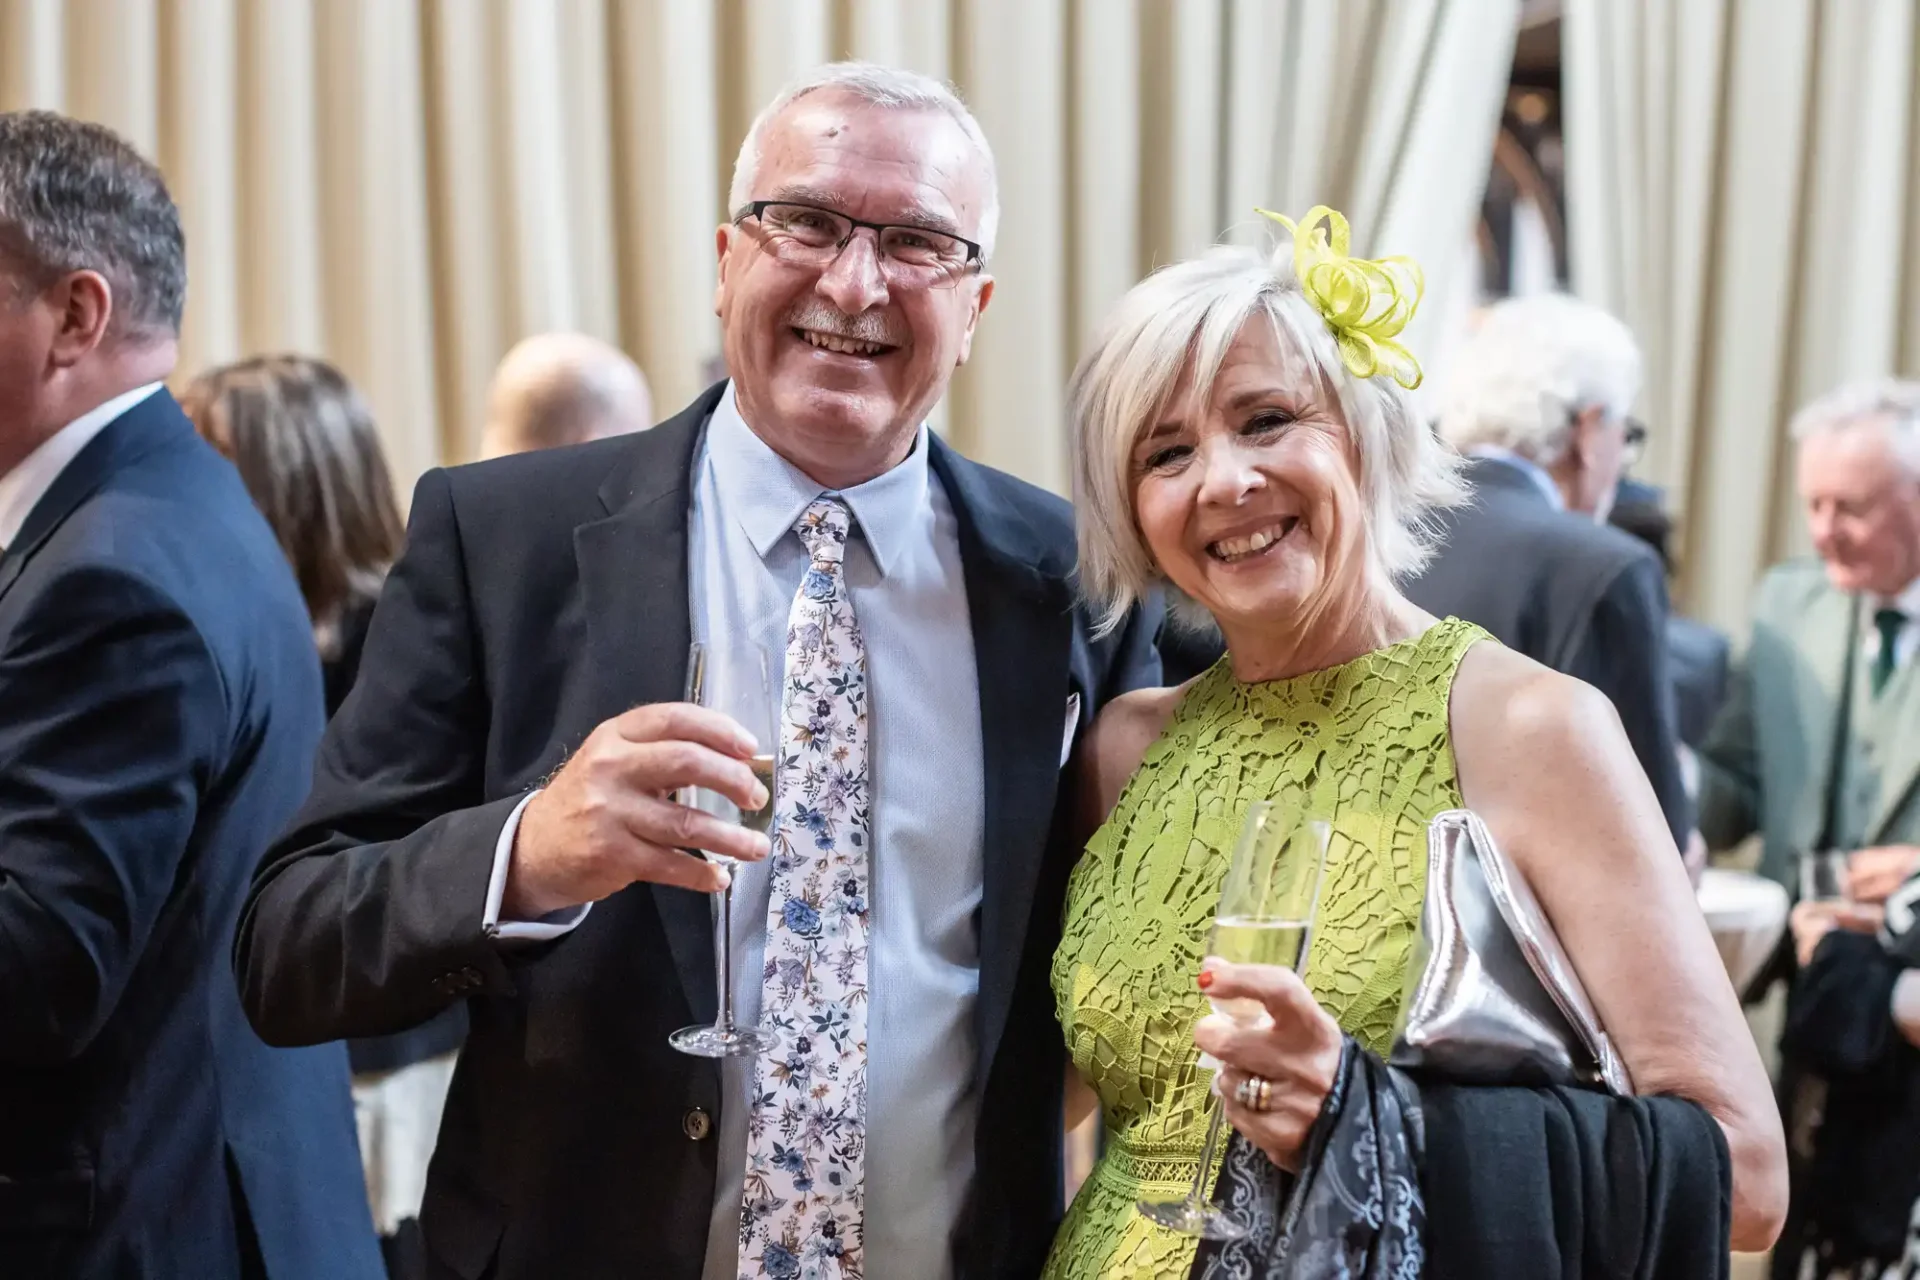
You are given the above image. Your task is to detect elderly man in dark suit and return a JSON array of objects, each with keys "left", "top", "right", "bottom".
[
  {"left": 1403, "top": 294, "right": 1688, "bottom": 848},
  {"left": 235, "top": 63, "right": 1159, "bottom": 1280},
  {"left": 0, "top": 112, "right": 380, "bottom": 1279}
]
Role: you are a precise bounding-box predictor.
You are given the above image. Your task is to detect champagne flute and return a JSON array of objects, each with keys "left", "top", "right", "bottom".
[
  {"left": 1137, "top": 799, "right": 1333, "bottom": 1239},
  {"left": 669, "top": 640, "right": 780, "bottom": 1058},
  {"left": 1800, "top": 848, "right": 1852, "bottom": 905}
]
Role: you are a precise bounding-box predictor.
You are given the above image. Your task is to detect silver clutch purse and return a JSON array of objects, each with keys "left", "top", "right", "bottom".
[{"left": 1389, "top": 809, "right": 1633, "bottom": 1095}]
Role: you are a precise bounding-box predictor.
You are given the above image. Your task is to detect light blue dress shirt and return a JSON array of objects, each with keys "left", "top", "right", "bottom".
[{"left": 486, "top": 384, "right": 986, "bottom": 1279}]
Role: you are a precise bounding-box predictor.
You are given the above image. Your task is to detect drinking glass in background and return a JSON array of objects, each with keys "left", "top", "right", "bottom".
[
  {"left": 1137, "top": 799, "right": 1333, "bottom": 1240},
  {"left": 669, "top": 640, "right": 779, "bottom": 1058},
  {"left": 1800, "top": 848, "right": 1853, "bottom": 905}
]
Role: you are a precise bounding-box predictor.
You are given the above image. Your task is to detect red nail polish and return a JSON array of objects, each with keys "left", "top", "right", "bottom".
[{"left": 1196, "top": 970, "right": 1214, "bottom": 990}]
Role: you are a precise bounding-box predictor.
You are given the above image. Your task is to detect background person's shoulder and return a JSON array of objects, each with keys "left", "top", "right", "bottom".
[
  {"left": 929, "top": 440, "right": 1078, "bottom": 566},
  {"left": 1752, "top": 556, "right": 1831, "bottom": 611},
  {"left": 1505, "top": 502, "right": 1668, "bottom": 584}
]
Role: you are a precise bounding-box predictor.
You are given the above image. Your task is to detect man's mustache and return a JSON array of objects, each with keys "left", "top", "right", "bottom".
[{"left": 782, "top": 301, "right": 904, "bottom": 347}]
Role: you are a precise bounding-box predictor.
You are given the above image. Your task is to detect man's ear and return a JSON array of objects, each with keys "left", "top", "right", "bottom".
[
  {"left": 47, "top": 270, "right": 114, "bottom": 368},
  {"left": 1570, "top": 403, "right": 1609, "bottom": 467},
  {"left": 714, "top": 224, "right": 735, "bottom": 318},
  {"left": 954, "top": 275, "right": 993, "bottom": 366}
]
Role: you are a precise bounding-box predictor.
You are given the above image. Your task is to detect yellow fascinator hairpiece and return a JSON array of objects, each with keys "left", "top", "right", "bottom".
[{"left": 1255, "top": 205, "right": 1426, "bottom": 390}]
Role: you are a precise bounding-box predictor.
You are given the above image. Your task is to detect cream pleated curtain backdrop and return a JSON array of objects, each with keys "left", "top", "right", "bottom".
[
  {"left": 1564, "top": 0, "right": 1920, "bottom": 631},
  {"left": 1, "top": 0, "right": 1515, "bottom": 502}
]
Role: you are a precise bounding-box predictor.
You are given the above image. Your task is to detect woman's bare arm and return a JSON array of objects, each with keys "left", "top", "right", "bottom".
[{"left": 1448, "top": 642, "right": 1788, "bottom": 1253}]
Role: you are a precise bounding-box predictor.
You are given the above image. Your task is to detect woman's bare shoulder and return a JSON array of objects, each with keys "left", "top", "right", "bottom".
[
  {"left": 1446, "top": 632, "right": 1674, "bottom": 872},
  {"left": 1449, "top": 637, "right": 1623, "bottom": 764}
]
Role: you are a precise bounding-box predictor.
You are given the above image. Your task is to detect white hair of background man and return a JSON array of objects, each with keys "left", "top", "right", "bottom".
[
  {"left": 1071, "top": 243, "right": 1469, "bottom": 636},
  {"left": 726, "top": 61, "right": 1001, "bottom": 264},
  {"left": 1789, "top": 377, "right": 1920, "bottom": 474},
  {"left": 1436, "top": 293, "right": 1643, "bottom": 466}
]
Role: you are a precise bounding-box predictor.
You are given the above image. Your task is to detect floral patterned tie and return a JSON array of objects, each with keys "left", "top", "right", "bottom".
[{"left": 740, "top": 497, "right": 871, "bottom": 1280}]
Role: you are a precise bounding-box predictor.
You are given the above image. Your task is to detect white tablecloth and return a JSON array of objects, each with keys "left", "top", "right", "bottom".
[
  {"left": 1697, "top": 868, "right": 1790, "bottom": 994},
  {"left": 352, "top": 1052, "right": 458, "bottom": 1235}
]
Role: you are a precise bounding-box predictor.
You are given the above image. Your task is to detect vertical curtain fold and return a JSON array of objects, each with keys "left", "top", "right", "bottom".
[
  {"left": 1566, "top": 0, "right": 1920, "bottom": 631},
  {"left": 0, "top": 0, "right": 1512, "bottom": 504}
]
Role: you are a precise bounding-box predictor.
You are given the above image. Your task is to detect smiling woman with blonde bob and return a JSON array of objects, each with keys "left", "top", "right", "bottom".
[{"left": 1046, "top": 213, "right": 1787, "bottom": 1278}]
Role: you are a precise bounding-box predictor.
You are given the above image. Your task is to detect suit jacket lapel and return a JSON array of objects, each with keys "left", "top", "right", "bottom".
[
  {"left": 1868, "top": 637, "right": 1920, "bottom": 842},
  {"left": 1788, "top": 584, "right": 1857, "bottom": 852},
  {"left": 0, "top": 390, "right": 183, "bottom": 603},
  {"left": 574, "top": 382, "right": 724, "bottom": 1019},
  {"left": 929, "top": 438, "right": 1076, "bottom": 1085}
]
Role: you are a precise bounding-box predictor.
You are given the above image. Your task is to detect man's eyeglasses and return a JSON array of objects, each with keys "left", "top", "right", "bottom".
[
  {"left": 1623, "top": 417, "right": 1648, "bottom": 467},
  {"left": 734, "top": 200, "right": 983, "bottom": 291}
]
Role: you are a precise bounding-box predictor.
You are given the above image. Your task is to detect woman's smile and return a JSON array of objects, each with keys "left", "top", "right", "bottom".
[{"left": 1206, "top": 516, "right": 1302, "bottom": 563}]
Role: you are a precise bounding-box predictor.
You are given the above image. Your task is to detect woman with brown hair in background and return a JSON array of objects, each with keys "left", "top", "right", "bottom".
[
  {"left": 182, "top": 355, "right": 403, "bottom": 717},
  {"left": 183, "top": 355, "right": 455, "bottom": 1280}
]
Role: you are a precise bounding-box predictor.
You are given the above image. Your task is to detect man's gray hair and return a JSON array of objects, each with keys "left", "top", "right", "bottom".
[
  {"left": 726, "top": 61, "right": 1000, "bottom": 263},
  {"left": 1789, "top": 378, "right": 1920, "bottom": 473},
  {"left": 1071, "top": 243, "right": 1468, "bottom": 636},
  {"left": 1436, "top": 294, "right": 1642, "bottom": 466},
  {"left": 0, "top": 110, "right": 185, "bottom": 338}
]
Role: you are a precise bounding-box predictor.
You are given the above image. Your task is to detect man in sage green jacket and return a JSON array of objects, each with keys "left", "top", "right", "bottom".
[{"left": 1699, "top": 380, "right": 1920, "bottom": 907}]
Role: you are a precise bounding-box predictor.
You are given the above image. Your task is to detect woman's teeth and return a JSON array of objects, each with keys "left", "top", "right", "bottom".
[
  {"left": 1208, "top": 520, "right": 1296, "bottom": 561},
  {"left": 800, "top": 329, "right": 888, "bottom": 357}
]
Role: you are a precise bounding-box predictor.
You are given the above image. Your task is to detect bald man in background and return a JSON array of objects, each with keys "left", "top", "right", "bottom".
[{"left": 479, "top": 333, "right": 654, "bottom": 459}]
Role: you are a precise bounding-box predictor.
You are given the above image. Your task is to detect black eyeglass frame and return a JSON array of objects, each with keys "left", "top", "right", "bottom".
[{"left": 733, "top": 199, "right": 985, "bottom": 273}]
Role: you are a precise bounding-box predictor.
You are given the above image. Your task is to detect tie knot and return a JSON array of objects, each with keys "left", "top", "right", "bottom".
[
  {"left": 796, "top": 497, "right": 853, "bottom": 569},
  {"left": 1877, "top": 607, "right": 1907, "bottom": 642}
]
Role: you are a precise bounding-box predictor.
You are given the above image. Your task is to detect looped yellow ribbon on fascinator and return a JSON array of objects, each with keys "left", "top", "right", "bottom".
[{"left": 1256, "top": 205, "right": 1426, "bottom": 390}]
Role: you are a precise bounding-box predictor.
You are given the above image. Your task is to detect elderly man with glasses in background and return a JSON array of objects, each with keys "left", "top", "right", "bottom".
[
  {"left": 1403, "top": 294, "right": 1690, "bottom": 851},
  {"left": 233, "top": 62, "right": 1159, "bottom": 1280}
]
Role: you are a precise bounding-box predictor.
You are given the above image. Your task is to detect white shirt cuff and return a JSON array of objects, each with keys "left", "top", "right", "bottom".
[
  {"left": 483, "top": 790, "right": 592, "bottom": 941},
  {"left": 1892, "top": 969, "right": 1920, "bottom": 1026}
]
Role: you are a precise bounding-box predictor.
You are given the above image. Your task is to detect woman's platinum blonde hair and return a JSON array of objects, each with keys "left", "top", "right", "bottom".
[{"left": 1070, "top": 242, "right": 1467, "bottom": 636}]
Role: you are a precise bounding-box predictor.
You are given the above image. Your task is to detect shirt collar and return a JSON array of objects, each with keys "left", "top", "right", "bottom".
[
  {"left": 1875, "top": 574, "right": 1920, "bottom": 619},
  {"left": 706, "top": 382, "right": 929, "bottom": 579},
  {"left": 1469, "top": 445, "right": 1566, "bottom": 512},
  {"left": 0, "top": 382, "right": 164, "bottom": 548}
]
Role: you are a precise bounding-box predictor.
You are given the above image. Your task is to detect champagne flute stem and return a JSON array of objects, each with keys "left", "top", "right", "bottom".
[
  {"left": 715, "top": 874, "right": 736, "bottom": 1032},
  {"left": 1186, "top": 1094, "right": 1227, "bottom": 1211}
]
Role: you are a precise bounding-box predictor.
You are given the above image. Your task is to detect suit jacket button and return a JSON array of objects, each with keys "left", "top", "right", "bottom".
[
  {"left": 683, "top": 1108, "right": 712, "bottom": 1141},
  {"left": 460, "top": 966, "right": 484, "bottom": 988},
  {"left": 432, "top": 975, "right": 455, "bottom": 996}
]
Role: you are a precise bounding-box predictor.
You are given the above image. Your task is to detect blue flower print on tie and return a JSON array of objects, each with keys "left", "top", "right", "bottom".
[
  {"left": 762, "top": 1242, "right": 802, "bottom": 1280},
  {"left": 781, "top": 896, "right": 822, "bottom": 938},
  {"left": 802, "top": 566, "right": 836, "bottom": 602}
]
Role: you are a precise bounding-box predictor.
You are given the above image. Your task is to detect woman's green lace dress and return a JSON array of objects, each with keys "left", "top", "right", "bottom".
[{"left": 1045, "top": 617, "right": 1489, "bottom": 1280}]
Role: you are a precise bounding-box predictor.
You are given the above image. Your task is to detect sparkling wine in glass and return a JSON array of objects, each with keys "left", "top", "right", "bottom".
[
  {"left": 1137, "top": 799, "right": 1332, "bottom": 1240},
  {"left": 669, "top": 640, "right": 780, "bottom": 1058}
]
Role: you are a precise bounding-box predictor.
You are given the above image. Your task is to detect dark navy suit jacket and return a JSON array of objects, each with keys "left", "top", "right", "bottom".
[
  {"left": 234, "top": 383, "right": 1161, "bottom": 1280},
  {"left": 1404, "top": 455, "right": 1691, "bottom": 847},
  {"left": 0, "top": 390, "right": 381, "bottom": 1279}
]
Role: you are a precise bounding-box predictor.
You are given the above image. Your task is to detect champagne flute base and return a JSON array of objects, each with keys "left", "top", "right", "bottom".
[
  {"left": 668, "top": 1023, "right": 777, "bottom": 1058},
  {"left": 1135, "top": 1199, "right": 1248, "bottom": 1240}
]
